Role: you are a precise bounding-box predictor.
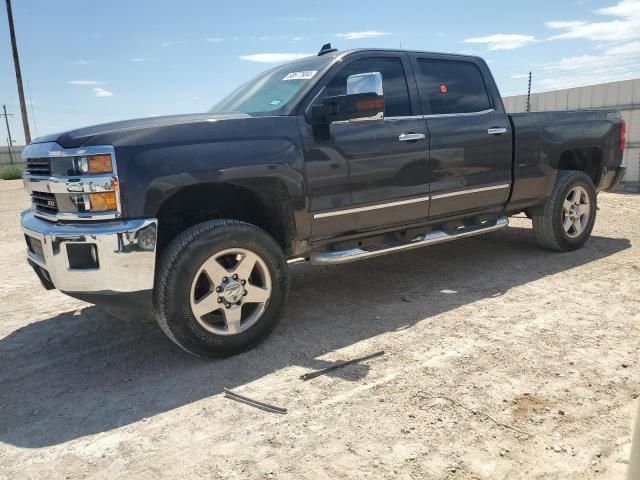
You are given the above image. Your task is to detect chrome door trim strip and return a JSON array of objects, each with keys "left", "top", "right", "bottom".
[
  {"left": 431, "top": 183, "right": 510, "bottom": 200},
  {"left": 313, "top": 195, "right": 430, "bottom": 219},
  {"left": 423, "top": 109, "right": 494, "bottom": 119}
]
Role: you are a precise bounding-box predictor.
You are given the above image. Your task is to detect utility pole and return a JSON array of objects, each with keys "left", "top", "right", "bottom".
[
  {"left": 1, "top": 105, "right": 15, "bottom": 164},
  {"left": 526, "top": 71, "right": 532, "bottom": 113},
  {"left": 5, "top": 0, "right": 31, "bottom": 144}
]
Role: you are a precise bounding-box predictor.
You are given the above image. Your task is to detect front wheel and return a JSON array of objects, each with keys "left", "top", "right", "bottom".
[
  {"left": 153, "top": 219, "right": 288, "bottom": 357},
  {"left": 532, "top": 170, "right": 597, "bottom": 252}
]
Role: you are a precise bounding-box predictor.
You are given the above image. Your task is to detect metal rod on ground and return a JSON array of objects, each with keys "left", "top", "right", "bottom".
[
  {"left": 223, "top": 388, "right": 287, "bottom": 414},
  {"left": 2, "top": 105, "right": 14, "bottom": 164},
  {"left": 5, "top": 0, "right": 31, "bottom": 144},
  {"left": 300, "top": 350, "right": 385, "bottom": 381}
]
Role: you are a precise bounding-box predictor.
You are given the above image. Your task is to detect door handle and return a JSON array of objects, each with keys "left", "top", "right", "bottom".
[
  {"left": 398, "top": 133, "right": 426, "bottom": 142},
  {"left": 487, "top": 127, "right": 508, "bottom": 136}
]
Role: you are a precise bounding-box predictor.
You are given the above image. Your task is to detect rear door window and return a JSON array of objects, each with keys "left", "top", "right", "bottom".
[{"left": 415, "top": 59, "right": 491, "bottom": 115}]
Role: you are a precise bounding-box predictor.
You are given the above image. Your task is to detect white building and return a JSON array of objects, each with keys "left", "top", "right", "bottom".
[{"left": 504, "top": 79, "right": 640, "bottom": 192}]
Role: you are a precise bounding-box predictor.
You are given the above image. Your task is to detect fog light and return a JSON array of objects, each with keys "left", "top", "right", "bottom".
[
  {"left": 67, "top": 243, "right": 99, "bottom": 269},
  {"left": 88, "top": 192, "right": 117, "bottom": 211},
  {"left": 137, "top": 224, "right": 157, "bottom": 251}
]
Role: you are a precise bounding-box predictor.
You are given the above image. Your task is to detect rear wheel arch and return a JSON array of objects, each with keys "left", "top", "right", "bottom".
[{"left": 556, "top": 147, "right": 603, "bottom": 185}]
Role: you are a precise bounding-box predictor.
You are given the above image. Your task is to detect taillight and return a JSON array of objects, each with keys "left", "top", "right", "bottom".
[{"left": 620, "top": 120, "right": 626, "bottom": 152}]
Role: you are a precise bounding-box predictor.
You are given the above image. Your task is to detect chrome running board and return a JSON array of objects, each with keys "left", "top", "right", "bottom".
[{"left": 310, "top": 216, "right": 508, "bottom": 266}]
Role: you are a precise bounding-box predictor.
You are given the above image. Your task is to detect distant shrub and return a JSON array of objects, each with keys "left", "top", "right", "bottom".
[{"left": 0, "top": 164, "right": 23, "bottom": 180}]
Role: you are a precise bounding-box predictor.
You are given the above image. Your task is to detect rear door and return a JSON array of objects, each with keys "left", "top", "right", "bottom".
[
  {"left": 299, "top": 53, "right": 429, "bottom": 239},
  {"left": 409, "top": 54, "right": 512, "bottom": 218}
]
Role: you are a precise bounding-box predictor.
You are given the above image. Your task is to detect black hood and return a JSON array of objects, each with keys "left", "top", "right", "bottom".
[{"left": 31, "top": 112, "right": 252, "bottom": 149}]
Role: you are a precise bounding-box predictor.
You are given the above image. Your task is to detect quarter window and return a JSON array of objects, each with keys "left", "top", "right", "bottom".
[
  {"left": 415, "top": 59, "right": 491, "bottom": 115},
  {"left": 325, "top": 57, "right": 412, "bottom": 117}
]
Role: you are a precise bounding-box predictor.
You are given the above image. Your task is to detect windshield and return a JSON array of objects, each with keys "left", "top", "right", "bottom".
[{"left": 209, "top": 56, "right": 332, "bottom": 115}]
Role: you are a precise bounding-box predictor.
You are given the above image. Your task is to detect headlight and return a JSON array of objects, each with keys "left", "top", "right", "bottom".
[
  {"left": 87, "top": 192, "right": 118, "bottom": 211},
  {"left": 80, "top": 154, "right": 113, "bottom": 174}
]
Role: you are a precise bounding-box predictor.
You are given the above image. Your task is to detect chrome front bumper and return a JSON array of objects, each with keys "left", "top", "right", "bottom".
[{"left": 21, "top": 210, "right": 157, "bottom": 294}]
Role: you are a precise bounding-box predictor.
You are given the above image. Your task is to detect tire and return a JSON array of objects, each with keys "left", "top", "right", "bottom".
[
  {"left": 153, "top": 219, "right": 288, "bottom": 358},
  {"left": 532, "top": 170, "right": 597, "bottom": 252}
]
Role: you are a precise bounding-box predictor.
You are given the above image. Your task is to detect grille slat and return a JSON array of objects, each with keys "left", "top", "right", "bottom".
[
  {"left": 26, "top": 157, "right": 51, "bottom": 176},
  {"left": 31, "top": 191, "right": 58, "bottom": 215}
]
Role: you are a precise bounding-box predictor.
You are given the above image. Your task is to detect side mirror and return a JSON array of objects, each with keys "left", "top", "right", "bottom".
[{"left": 308, "top": 72, "right": 384, "bottom": 125}]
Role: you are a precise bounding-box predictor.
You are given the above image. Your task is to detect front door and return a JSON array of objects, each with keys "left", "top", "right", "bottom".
[
  {"left": 299, "top": 53, "right": 429, "bottom": 239},
  {"left": 410, "top": 55, "right": 512, "bottom": 218}
]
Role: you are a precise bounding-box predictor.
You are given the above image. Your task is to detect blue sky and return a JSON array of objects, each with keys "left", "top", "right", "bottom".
[{"left": 2, "top": 0, "right": 640, "bottom": 144}]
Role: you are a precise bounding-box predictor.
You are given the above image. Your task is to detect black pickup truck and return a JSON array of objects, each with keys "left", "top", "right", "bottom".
[{"left": 21, "top": 46, "right": 625, "bottom": 357}]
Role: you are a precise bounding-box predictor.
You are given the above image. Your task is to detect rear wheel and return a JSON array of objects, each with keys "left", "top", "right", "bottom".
[
  {"left": 532, "top": 170, "right": 597, "bottom": 251},
  {"left": 153, "top": 219, "right": 288, "bottom": 357}
]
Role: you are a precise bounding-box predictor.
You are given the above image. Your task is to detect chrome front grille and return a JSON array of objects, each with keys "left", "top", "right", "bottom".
[
  {"left": 31, "top": 191, "right": 59, "bottom": 215},
  {"left": 22, "top": 143, "right": 121, "bottom": 221},
  {"left": 26, "top": 158, "right": 51, "bottom": 176}
]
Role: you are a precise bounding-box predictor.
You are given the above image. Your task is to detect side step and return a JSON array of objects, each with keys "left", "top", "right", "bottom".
[{"left": 310, "top": 216, "right": 508, "bottom": 266}]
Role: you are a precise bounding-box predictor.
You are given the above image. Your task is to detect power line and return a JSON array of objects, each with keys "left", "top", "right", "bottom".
[{"left": 26, "top": 79, "right": 38, "bottom": 138}]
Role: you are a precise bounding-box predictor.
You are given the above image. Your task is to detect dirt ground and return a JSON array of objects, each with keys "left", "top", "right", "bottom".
[{"left": 0, "top": 179, "right": 638, "bottom": 480}]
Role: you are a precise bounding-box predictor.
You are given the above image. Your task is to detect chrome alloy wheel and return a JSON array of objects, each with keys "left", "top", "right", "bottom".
[
  {"left": 562, "top": 185, "right": 591, "bottom": 238},
  {"left": 190, "top": 248, "right": 272, "bottom": 335}
]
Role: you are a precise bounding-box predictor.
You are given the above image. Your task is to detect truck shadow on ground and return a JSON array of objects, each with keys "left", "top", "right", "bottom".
[{"left": 0, "top": 226, "right": 631, "bottom": 448}]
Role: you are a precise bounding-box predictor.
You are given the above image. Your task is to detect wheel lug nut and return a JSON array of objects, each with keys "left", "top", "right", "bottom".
[
  {"left": 236, "top": 301, "right": 242, "bottom": 305},
  {"left": 241, "top": 280, "right": 246, "bottom": 285},
  {"left": 215, "top": 286, "right": 222, "bottom": 293},
  {"left": 225, "top": 303, "right": 231, "bottom": 309},
  {"left": 232, "top": 274, "right": 238, "bottom": 280},
  {"left": 243, "top": 290, "right": 248, "bottom": 296},
  {"left": 222, "top": 277, "right": 228, "bottom": 282},
  {"left": 217, "top": 297, "right": 223, "bottom": 303}
]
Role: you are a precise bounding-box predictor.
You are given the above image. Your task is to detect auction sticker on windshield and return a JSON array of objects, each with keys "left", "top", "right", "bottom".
[{"left": 283, "top": 70, "right": 318, "bottom": 81}]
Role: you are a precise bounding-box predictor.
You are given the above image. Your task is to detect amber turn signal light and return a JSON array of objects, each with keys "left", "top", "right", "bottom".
[
  {"left": 88, "top": 192, "right": 117, "bottom": 211},
  {"left": 82, "top": 154, "right": 113, "bottom": 174}
]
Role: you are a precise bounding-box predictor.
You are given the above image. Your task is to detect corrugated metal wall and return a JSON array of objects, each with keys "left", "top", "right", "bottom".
[
  {"left": 0, "top": 146, "right": 25, "bottom": 167},
  {"left": 504, "top": 79, "right": 640, "bottom": 190}
]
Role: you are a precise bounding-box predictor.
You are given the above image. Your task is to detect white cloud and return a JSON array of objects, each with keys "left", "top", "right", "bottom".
[
  {"left": 292, "top": 36, "right": 308, "bottom": 43},
  {"left": 131, "top": 57, "right": 150, "bottom": 62},
  {"left": 161, "top": 41, "right": 184, "bottom": 47},
  {"left": 605, "top": 40, "right": 640, "bottom": 55},
  {"left": 93, "top": 87, "right": 113, "bottom": 97},
  {"left": 239, "top": 53, "right": 313, "bottom": 63},
  {"left": 547, "top": 0, "right": 640, "bottom": 42},
  {"left": 512, "top": 73, "right": 530, "bottom": 79},
  {"left": 527, "top": 1, "right": 640, "bottom": 93},
  {"left": 206, "top": 37, "right": 224, "bottom": 43},
  {"left": 335, "top": 31, "right": 391, "bottom": 40},
  {"left": 529, "top": 50, "right": 640, "bottom": 92},
  {"left": 463, "top": 34, "right": 537, "bottom": 50},
  {"left": 68, "top": 80, "right": 103, "bottom": 85},
  {"left": 70, "top": 60, "right": 92, "bottom": 65}
]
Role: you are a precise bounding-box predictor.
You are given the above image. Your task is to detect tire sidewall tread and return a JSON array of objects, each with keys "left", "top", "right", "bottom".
[
  {"left": 153, "top": 219, "right": 288, "bottom": 358},
  {"left": 533, "top": 170, "right": 597, "bottom": 252}
]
